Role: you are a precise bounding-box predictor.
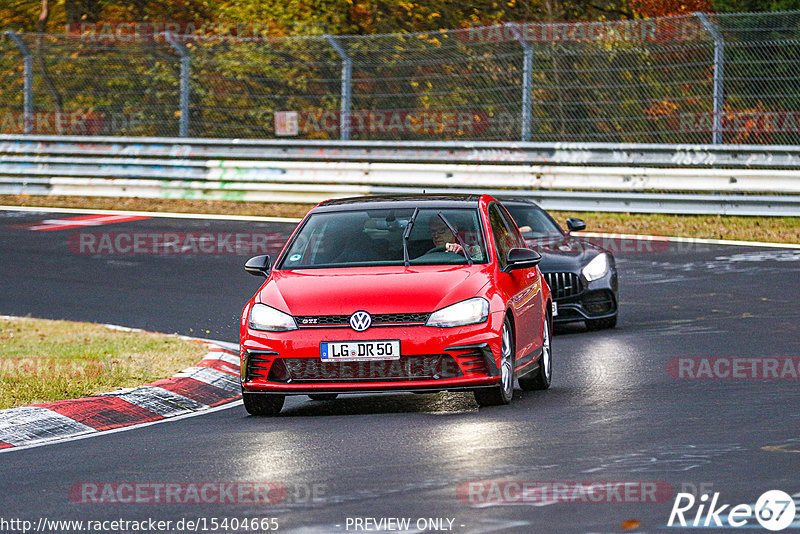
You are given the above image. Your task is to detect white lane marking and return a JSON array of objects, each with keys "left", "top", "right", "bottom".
[
  {"left": 577, "top": 231, "right": 800, "bottom": 250},
  {"left": 715, "top": 250, "right": 800, "bottom": 262},
  {"left": 0, "top": 402, "right": 240, "bottom": 454},
  {"left": 0, "top": 205, "right": 301, "bottom": 223}
]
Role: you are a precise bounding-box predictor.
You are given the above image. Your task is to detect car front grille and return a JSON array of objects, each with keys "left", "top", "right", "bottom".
[
  {"left": 294, "top": 313, "right": 429, "bottom": 328},
  {"left": 267, "top": 355, "right": 462, "bottom": 383},
  {"left": 543, "top": 272, "right": 582, "bottom": 300}
]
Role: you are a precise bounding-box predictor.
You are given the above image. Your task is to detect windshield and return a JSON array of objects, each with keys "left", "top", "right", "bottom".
[
  {"left": 504, "top": 204, "right": 564, "bottom": 239},
  {"left": 278, "top": 208, "right": 488, "bottom": 269}
]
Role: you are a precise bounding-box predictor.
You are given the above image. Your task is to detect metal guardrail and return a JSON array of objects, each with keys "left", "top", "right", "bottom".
[
  {"left": 1, "top": 136, "right": 800, "bottom": 216},
  {"left": 4, "top": 135, "right": 800, "bottom": 167}
]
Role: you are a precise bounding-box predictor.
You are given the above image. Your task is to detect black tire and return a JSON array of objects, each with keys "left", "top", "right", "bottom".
[
  {"left": 308, "top": 394, "right": 338, "bottom": 401},
  {"left": 242, "top": 392, "right": 284, "bottom": 416},
  {"left": 474, "top": 317, "right": 515, "bottom": 407},
  {"left": 519, "top": 316, "right": 552, "bottom": 391},
  {"left": 585, "top": 315, "right": 617, "bottom": 331}
]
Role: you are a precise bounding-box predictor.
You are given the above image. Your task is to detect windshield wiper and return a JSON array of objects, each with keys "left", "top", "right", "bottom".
[
  {"left": 437, "top": 212, "right": 473, "bottom": 265},
  {"left": 402, "top": 207, "right": 419, "bottom": 267}
]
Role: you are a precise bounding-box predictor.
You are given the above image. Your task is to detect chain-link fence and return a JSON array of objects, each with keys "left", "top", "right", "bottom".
[{"left": 2, "top": 11, "right": 800, "bottom": 144}]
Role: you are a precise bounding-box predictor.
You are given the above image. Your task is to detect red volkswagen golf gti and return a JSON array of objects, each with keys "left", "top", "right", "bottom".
[{"left": 239, "top": 195, "right": 553, "bottom": 415}]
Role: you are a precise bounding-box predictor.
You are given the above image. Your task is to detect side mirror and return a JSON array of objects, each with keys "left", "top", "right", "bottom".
[
  {"left": 566, "top": 218, "right": 586, "bottom": 233},
  {"left": 245, "top": 255, "right": 271, "bottom": 277},
  {"left": 503, "top": 248, "right": 542, "bottom": 273}
]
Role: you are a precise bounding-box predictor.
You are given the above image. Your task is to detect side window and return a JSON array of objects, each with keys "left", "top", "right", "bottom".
[
  {"left": 489, "top": 204, "right": 516, "bottom": 268},
  {"left": 498, "top": 205, "right": 527, "bottom": 250}
]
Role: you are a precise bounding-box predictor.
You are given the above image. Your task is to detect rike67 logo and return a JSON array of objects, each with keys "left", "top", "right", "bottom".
[{"left": 668, "top": 490, "right": 797, "bottom": 531}]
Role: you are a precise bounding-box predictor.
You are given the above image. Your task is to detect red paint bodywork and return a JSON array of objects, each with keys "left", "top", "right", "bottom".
[{"left": 239, "top": 195, "right": 551, "bottom": 395}]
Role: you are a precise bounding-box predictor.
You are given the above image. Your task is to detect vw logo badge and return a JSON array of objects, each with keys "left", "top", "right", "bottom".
[{"left": 349, "top": 311, "right": 372, "bottom": 332}]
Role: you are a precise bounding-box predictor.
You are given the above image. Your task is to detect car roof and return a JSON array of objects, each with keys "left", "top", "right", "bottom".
[
  {"left": 314, "top": 194, "right": 487, "bottom": 213},
  {"left": 496, "top": 196, "right": 544, "bottom": 209}
]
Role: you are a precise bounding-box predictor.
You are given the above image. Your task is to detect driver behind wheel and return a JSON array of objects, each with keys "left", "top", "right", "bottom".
[
  {"left": 427, "top": 215, "right": 482, "bottom": 260},
  {"left": 429, "top": 217, "right": 464, "bottom": 254}
]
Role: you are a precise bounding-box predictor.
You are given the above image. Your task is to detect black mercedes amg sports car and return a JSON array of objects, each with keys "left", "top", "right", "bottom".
[{"left": 500, "top": 198, "right": 618, "bottom": 330}]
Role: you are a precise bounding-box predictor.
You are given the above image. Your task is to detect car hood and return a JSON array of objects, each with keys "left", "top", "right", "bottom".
[
  {"left": 525, "top": 235, "right": 604, "bottom": 272},
  {"left": 257, "top": 265, "right": 493, "bottom": 315}
]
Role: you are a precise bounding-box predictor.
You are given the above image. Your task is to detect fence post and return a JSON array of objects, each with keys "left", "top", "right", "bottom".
[
  {"left": 695, "top": 12, "right": 725, "bottom": 145},
  {"left": 5, "top": 31, "right": 34, "bottom": 134},
  {"left": 325, "top": 34, "right": 352, "bottom": 141},
  {"left": 165, "top": 32, "right": 190, "bottom": 137},
  {"left": 505, "top": 23, "right": 533, "bottom": 142}
]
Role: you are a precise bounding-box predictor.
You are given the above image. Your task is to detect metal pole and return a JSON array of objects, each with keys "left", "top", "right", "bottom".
[
  {"left": 325, "top": 34, "right": 352, "bottom": 141},
  {"left": 695, "top": 13, "right": 725, "bottom": 145},
  {"left": 505, "top": 23, "right": 533, "bottom": 142},
  {"left": 5, "top": 31, "right": 33, "bottom": 134},
  {"left": 165, "top": 32, "right": 190, "bottom": 137}
]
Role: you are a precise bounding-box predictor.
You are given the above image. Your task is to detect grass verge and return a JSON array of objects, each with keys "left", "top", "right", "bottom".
[
  {"left": 2, "top": 194, "right": 800, "bottom": 244},
  {"left": 0, "top": 316, "right": 209, "bottom": 410}
]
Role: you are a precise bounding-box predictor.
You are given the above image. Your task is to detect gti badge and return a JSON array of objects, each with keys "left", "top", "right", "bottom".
[{"left": 349, "top": 311, "right": 372, "bottom": 332}]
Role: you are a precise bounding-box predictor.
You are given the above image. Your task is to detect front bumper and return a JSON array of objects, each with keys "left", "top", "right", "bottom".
[
  {"left": 554, "top": 289, "right": 618, "bottom": 324},
  {"left": 240, "top": 317, "right": 504, "bottom": 395},
  {"left": 545, "top": 269, "right": 618, "bottom": 325}
]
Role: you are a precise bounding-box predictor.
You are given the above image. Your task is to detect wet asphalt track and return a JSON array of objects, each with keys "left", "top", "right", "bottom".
[{"left": 1, "top": 208, "right": 800, "bottom": 533}]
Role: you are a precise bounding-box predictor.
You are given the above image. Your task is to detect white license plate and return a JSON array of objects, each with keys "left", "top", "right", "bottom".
[
  {"left": 320, "top": 340, "right": 401, "bottom": 361},
  {"left": 552, "top": 301, "right": 558, "bottom": 317}
]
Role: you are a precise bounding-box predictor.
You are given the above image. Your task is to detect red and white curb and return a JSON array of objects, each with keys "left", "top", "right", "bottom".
[
  {"left": 25, "top": 213, "right": 152, "bottom": 231},
  {"left": 0, "top": 340, "right": 241, "bottom": 452}
]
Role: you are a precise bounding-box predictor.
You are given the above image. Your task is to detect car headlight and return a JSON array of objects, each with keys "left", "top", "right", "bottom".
[
  {"left": 249, "top": 303, "right": 297, "bottom": 332},
  {"left": 426, "top": 297, "right": 489, "bottom": 328},
  {"left": 582, "top": 253, "right": 609, "bottom": 282}
]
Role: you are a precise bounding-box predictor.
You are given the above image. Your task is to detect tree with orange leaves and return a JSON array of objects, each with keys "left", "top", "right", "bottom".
[{"left": 628, "top": 0, "right": 713, "bottom": 17}]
